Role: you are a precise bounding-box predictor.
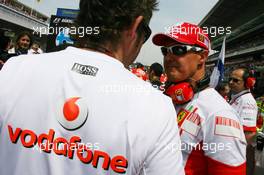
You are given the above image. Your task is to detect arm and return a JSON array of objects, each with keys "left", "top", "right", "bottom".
[
  {"left": 204, "top": 111, "right": 247, "bottom": 175},
  {"left": 239, "top": 100, "right": 258, "bottom": 144}
]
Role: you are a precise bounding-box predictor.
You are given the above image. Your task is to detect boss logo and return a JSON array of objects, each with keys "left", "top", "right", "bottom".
[{"left": 72, "top": 63, "right": 99, "bottom": 76}]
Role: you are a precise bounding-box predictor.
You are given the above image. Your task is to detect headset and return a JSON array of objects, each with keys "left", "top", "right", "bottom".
[
  {"left": 164, "top": 74, "right": 210, "bottom": 105},
  {"left": 242, "top": 68, "right": 256, "bottom": 89}
]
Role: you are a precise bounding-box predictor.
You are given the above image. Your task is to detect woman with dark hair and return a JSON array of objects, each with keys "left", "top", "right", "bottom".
[{"left": 9, "top": 31, "right": 33, "bottom": 55}]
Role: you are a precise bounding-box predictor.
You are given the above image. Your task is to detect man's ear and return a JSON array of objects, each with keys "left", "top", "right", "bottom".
[
  {"left": 127, "top": 16, "right": 144, "bottom": 41},
  {"left": 198, "top": 50, "right": 209, "bottom": 65}
]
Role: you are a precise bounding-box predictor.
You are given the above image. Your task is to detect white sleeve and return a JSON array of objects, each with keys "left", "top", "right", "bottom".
[
  {"left": 203, "top": 109, "right": 247, "bottom": 173},
  {"left": 143, "top": 103, "right": 185, "bottom": 175},
  {"left": 239, "top": 100, "right": 258, "bottom": 132}
]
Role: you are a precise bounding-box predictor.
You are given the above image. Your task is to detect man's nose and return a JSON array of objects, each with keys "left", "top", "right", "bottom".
[{"left": 164, "top": 53, "right": 179, "bottom": 62}]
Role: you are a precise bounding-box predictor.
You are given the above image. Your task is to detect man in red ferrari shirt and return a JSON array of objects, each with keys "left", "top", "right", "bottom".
[{"left": 153, "top": 22, "right": 247, "bottom": 175}]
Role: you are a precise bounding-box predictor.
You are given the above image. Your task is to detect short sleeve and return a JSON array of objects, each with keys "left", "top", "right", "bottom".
[
  {"left": 239, "top": 100, "right": 258, "bottom": 132},
  {"left": 202, "top": 109, "right": 247, "bottom": 175}
]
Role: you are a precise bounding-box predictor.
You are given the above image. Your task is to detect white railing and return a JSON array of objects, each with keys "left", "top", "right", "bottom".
[{"left": 0, "top": 3, "right": 48, "bottom": 30}]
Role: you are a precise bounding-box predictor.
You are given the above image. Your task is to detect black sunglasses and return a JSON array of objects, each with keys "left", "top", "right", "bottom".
[
  {"left": 161, "top": 45, "right": 204, "bottom": 56},
  {"left": 229, "top": 77, "right": 243, "bottom": 83},
  {"left": 140, "top": 21, "right": 152, "bottom": 43}
]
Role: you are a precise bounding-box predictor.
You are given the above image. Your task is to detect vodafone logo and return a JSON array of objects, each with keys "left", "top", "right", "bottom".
[
  {"left": 57, "top": 97, "right": 88, "bottom": 130},
  {"left": 7, "top": 125, "right": 128, "bottom": 173}
]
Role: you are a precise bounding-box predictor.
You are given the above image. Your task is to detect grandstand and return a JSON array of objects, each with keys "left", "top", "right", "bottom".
[{"left": 200, "top": 0, "right": 264, "bottom": 97}]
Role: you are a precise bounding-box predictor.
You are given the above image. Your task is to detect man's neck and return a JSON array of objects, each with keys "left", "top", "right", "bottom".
[
  {"left": 81, "top": 43, "right": 124, "bottom": 62},
  {"left": 189, "top": 70, "right": 206, "bottom": 89}
]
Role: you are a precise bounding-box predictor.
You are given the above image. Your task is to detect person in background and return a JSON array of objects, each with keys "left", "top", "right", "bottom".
[
  {"left": 149, "top": 62, "right": 163, "bottom": 89},
  {"left": 9, "top": 31, "right": 33, "bottom": 55},
  {"left": 229, "top": 67, "right": 258, "bottom": 175},
  {"left": 216, "top": 82, "right": 230, "bottom": 102},
  {"left": 131, "top": 62, "right": 148, "bottom": 81},
  {"left": 153, "top": 22, "right": 246, "bottom": 175},
  {"left": 28, "top": 43, "right": 43, "bottom": 54},
  {"left": 159, "top": 73, "right": 168, "bottom": 84},
  {"left": 0, "top": 30, "right": 12, "bottom": 69},
  {"left": 135, "top": 62, "right": 145, "bottom": 70}
]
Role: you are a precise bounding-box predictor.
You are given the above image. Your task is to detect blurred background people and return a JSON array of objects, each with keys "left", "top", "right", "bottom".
[
  {"left": 130, "top": 62, "right": 148, "bottom": 81},
  {"left": 28, "top": 43, "right": 43, "bottom": 54},
  {"left": 0, "top": 30, "right": 12, "bottom": 70},
  {"left": 9, "top": 31, "right": 33, "bottom": 55},
  {"left": 216, "top": 82, "right": 230, "bottom": 101},
  {"left": 149, "top": 62, "right": 163, "bottom": 87}
]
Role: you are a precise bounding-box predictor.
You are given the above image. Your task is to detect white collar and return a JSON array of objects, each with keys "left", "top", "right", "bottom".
[{"left": 230, "top": 89, "right": 250, "bottom": 103}]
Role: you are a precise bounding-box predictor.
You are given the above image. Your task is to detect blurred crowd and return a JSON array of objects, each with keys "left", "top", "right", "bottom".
[{"left": 0, "top": 30, "right": 43, "bottom": 69}]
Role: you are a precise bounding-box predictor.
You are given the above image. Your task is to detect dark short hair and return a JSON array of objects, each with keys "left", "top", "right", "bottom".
[
  {"left": 216, "top": 82, "right": 229, "bottom": 92},
  {"left": 16, "top": 31, "right": 33, "bottom": 49},
  {"left": 136, "top": 62, "right": 144, "bottom": 69},
  {"left": 74, "top": 0, "right": 158, "bottom": 49},
  {"left": 234, "top": 67, "right": 252, "bottom": 81},
  {"left": 150, "top": 62, "right": 163, "bottom": 77}
]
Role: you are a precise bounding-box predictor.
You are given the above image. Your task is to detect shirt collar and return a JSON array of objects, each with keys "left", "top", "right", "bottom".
[{"left": 231, "top": 89, "right": 250, "bottom": 100}]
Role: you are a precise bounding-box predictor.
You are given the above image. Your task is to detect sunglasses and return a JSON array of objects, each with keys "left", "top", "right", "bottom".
[
  {"left": 161, "top": 45, "right": 204, "bottom": 56},
  {"left": 229, "top": 77, "right": 243, "bottom": 83},
  {"left": 140, "top": 21, "right": 152, "bottom": 43}
]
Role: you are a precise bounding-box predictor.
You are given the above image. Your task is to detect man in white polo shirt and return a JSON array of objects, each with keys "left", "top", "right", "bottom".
[
  {"left": 0, "top": 0, "right": 184, "bottom": 175},
  {"left": 229, "top": 67, "right": 258, "bottom": 175}
]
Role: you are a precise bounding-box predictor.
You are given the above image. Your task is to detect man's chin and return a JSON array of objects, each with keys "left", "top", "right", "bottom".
[
  {"left": 166, "top": 72, "right": 183, "bottom": 82},
  {"left": 166, "top": 73, "right": 175, "bottom": 82},
  {"left": 230, "top": 90, "right": 239, "bottom": 95},
  {"left": 167, "top": 75, "right": 184, "bottom": 83}
]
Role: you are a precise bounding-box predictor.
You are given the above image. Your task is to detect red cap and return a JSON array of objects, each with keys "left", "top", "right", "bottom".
[{"left": 152, "top": 22, "right": 210, "bottom": 50}]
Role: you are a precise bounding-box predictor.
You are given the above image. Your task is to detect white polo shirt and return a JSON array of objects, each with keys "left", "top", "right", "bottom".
[
  {"left": 0, "top": 47, "right": 184, "bottom": 175},
  {"left": 230, "top": 89, "right": 258, "bottom": 132}
]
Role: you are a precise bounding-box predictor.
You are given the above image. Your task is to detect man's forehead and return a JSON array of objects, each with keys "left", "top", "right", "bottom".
[{"left": 231, "top": 69, "right": 244, "bottom": 77}]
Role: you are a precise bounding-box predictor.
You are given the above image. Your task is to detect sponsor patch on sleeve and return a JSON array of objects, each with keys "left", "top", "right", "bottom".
[
  {"left": 214, "top": 116, "right": 242, "bottom": 139},
  {"left": 177, "top": 108, "right": 190, "bottom": 126},
  {"left": 181, "top": 113, "right": 202, "bottom": 137}
]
